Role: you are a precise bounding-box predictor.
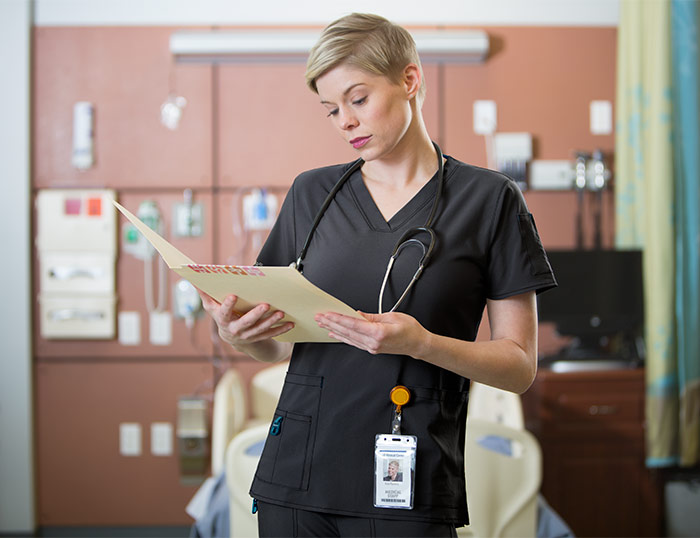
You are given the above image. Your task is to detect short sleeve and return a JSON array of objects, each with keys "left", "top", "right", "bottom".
[
  {"left": 256, "top": 183, "right": 298, "bottom": 266},
  {"left": 486, "top": 180, "right": 557, "bottom": 299}
]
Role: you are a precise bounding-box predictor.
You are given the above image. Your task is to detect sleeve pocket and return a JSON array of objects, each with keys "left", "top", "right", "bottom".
[{"left": 517, "top": 213, "right": 552, "bottom": 276}]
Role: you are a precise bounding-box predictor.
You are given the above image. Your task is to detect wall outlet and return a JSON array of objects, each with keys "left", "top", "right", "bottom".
[
  {"left": 119, "top": 423, "right": 142, "bottom": 456},
  {"left": 151, "top": 422, "right": 174, "bottom": 456},
  {"left": 149, "top": 311, "right": 172, "bottom": 346},
  {"left": 590, "top": 100, "right": 612, "bottom": 135},
  {"left": 474, "top": 100, "right": 497, "bottom": 134},
  {"left": 118, "top": 311, "right": 141, "bottom": 346}
]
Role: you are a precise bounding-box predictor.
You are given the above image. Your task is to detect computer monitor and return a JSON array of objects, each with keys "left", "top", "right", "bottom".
[{"left": 537, "top": 249, "right": 644, "bottom": 358}]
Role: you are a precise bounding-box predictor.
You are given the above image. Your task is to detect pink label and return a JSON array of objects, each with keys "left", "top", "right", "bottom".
[{"left": 186, "top": 264, "right": 266, "bottom": 277}]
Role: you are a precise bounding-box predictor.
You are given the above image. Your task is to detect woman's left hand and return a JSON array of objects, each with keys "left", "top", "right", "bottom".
[{"left": 315, "top": 311, "right": 429, "bottom": 357}]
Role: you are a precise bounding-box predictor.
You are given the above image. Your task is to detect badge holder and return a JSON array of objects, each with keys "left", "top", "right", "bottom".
[{"left": 374, "top": 386, "right": 417, "bottom": 510}]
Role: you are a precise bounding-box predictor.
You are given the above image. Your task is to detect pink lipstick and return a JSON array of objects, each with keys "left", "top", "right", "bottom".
[{"left": 350, "top": 136, "right": 371, "bottom": 149}]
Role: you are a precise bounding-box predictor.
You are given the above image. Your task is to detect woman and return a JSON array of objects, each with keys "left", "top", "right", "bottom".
[{"left": 201, "top": 13, "right": 556, "bottom": 538}]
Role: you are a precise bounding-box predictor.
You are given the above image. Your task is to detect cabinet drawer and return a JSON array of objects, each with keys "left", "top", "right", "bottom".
[
  {"left": 548, "top": 391, "right": 644, "bottom": 438},
  {"left": 555, "top": 391, "right": 642, "bottom": 422}
]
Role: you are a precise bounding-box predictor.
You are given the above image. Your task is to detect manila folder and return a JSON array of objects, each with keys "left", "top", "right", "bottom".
[{"left": 112, "top": 200, "right": 362, "bottom": 343}]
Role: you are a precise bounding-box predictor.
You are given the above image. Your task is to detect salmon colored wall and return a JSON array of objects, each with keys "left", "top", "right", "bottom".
[
  {"left": 32, "top": 24, "right": 617, "bottom": 526},
  {"left": 35, "top": 361, "right": 212, "bottom": 525}
]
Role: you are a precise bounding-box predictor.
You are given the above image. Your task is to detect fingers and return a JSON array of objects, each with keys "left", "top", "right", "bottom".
[
  {"left": 199, "top": 292, "right": 294, "bottom": 346},
  {"left": 226, "top": 318, "right": 295, "bottom": 344},
  {"left": 218, "top": 295, "right": 243, "bottom": 323},
  {"left": 316, "top": 313, "right": 382, "bottom": 353},
  {"left": 316, "top": 312, "right": 382, "bottom": 337},
  {"left": 231, "top": 304, "right": 282, "bottom": 337}
]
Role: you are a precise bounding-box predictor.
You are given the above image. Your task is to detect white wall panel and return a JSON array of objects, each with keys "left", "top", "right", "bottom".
[
  {"left": 35, "top": 0, "right": 619, "bottom": 27},
  {"left": 0, "top": 0, "right": 35, "bottom": 533}
]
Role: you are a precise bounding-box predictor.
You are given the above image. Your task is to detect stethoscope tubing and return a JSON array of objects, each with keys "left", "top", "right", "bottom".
[{"left": 293, "top": 142, "right": 445, "bottom": 313}]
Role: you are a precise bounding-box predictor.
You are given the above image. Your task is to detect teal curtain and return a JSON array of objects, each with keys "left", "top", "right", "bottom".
[
  {"left": 672, "top": 0, "right": 700, "bottom": 467},
  {"left": 616, "top": 0, "right": 700, "bottom": 468},
  {"left": 616, "top": 0, "right": 677, "bottom": 467}
]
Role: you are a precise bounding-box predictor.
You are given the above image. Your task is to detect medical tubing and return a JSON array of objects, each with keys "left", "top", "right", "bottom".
[
  {"left": 378, "top": 237, "right": 429, "bottom": 314},
  {"left": 144, "top": 254, "right": 155, "bottom": 313},
  {"left": 424, "top": 141, "right": 444, "bottom": 228},
  {"left": 294, "top": 158, "right": 364, "bottom": 271},
  {"left": 144, "top": 251, "right": 167, "bottom": 313},
  {"left": 378, "top": 258, "right": 395, "bottom": 314},
  {"left": 294, "top": 141, "right": 444, "bottom": 272},
  {"left": 158, "top": 256, "right": 167, "bottom": 311}
]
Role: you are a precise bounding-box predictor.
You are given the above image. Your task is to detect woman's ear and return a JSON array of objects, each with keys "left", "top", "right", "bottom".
[{"left": 402, "top": 63, "right": 422, "bottom": 100}]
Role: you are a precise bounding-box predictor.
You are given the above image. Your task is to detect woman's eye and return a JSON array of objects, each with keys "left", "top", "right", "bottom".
[
  {"left": 352, "top": 97, "right": 366, "bottom": 106},
  {"left": 326, "top": 108, "right": 339, "bottom": 117}
]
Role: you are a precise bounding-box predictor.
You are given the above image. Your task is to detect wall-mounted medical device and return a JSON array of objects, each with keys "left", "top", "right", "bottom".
[
  {"left": 177, "top": 396, "right": 209, "bottom": 484},
  {"left": 37, "top": 189, "right": 117, "bottom": 339},
  {"left": 243, "top": 188, "right": 278, "bottom": 231},
  {"left": 160, "top": 94, "right": 187, "bottom": 130},
  {"left": 493, "top": 132, "right": 533, "bottom": 191},
  {"left": 173, "top": 278, "right": 202, "bottom": 329},
  {"left": 72, "top": 101, "right": 95, "bottom": 170},
  {"left": 226, "top": 187, "right": 281, "bottom": 265},
  {"left": 121, "top": 200, "right": 168, "bottom": 315},
  {"left": 173, "top": 188, "right": 203, "bottom": 237}
]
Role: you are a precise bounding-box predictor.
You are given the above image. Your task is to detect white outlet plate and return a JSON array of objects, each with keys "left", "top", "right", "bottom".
[
  {"left": 151, "top": 422, "right": 174, "bottom": 456},
  {"left": 590, "top": 100, "right": 613, "bottom": 135},
  {"left": 149, "top": 311, "right": 172, "bottom": 346},
  {"left": 118, "top": 311, "right": 141, "bottom": 346},
  {"left": 474, "top": 100, "right": 497, "bottom": 135},
  {"left": 119, "top": 423, "right": 142, "bottom": 456}
]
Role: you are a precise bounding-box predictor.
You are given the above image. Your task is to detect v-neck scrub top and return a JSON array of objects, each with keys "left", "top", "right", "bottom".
[{"left": 249, "top": 155, "right": 557, "bottom": 525}]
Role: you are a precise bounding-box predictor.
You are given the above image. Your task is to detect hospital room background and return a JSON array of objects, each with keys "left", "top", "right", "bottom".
[{"left": 2, "top": 0, "right": 699, "bottom": 537}]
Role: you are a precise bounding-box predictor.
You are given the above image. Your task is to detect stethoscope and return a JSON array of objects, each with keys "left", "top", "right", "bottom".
[{"left": 291, "top": 141, "right": 445, "bottom": 314}]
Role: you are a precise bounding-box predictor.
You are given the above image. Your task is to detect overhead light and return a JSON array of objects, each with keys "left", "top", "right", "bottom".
[{"left": 170, "top": 29, "right": 489, "bottom": 63}]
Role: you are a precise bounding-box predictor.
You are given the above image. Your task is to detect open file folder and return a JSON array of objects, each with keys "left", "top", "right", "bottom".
[{"left": 112, "top": 200, "right": 362, "bottom": 343}]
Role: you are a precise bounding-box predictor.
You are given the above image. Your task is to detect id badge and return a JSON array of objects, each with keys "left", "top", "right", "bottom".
[{"left": 373, "top": 434, "right": 417, "bottom": 510}]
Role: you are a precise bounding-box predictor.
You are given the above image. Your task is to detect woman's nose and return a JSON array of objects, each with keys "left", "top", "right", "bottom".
[{"left": 338, "top": 109, "right": 358, "bottom": 130}]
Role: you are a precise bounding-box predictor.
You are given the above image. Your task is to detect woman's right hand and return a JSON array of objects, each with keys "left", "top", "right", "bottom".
[{"left": 199, "top": 292, "right": 294, "bottom": 359}]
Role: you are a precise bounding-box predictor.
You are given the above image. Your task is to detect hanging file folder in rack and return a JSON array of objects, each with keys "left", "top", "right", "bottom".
[{"left": 112, "top": 200, "right": 362, "bottom": 343}]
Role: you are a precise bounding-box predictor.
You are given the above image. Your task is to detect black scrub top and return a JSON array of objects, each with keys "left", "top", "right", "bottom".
[{"left": 249, "top": 156, "right": 556, "bottom": 525}]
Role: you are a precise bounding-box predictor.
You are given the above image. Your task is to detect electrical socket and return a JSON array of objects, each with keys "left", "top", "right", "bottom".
[
  {"left": 151, "top": 422, "right": 174, "bottom": 456},
  {"left": 119, "top": 423, "right": 142, "bottom": 456},
  {"left": 474, "top": 100, "right": 497, "bottom": 135}
]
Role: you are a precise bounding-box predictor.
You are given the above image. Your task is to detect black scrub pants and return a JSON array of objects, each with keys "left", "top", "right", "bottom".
[{"left": 257, "top": 501, "right": 458, "bottom": 538}]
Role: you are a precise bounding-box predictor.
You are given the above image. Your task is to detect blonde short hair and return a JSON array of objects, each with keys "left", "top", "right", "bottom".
[{"left": 305, "top": 13, "right": 426, "bottom": 102}]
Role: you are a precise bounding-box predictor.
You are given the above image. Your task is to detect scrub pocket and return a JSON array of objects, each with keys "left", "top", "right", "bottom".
[
  {"left": 403, "top": 385, "right": 469, "bottom": 510},
  {"left": 517, "top": 213, "right": 551, "bottom": 276},
  {"left": 256, "top": 372, "right": 323, "bottom": 491}
]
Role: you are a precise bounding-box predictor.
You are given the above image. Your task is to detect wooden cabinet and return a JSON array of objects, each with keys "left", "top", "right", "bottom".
[{"left": 522, "top": 367, "right": 662, "bottom": 537}]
